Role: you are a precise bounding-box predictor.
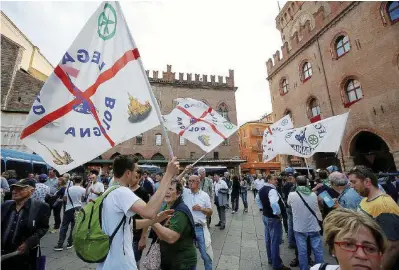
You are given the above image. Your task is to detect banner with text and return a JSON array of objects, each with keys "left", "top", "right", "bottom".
[
  {"left": 20, "top": 1, "right": 160, "bottom": 173},
  {"left": 272, "top": 112, "right": 349, "bottom": 158}
]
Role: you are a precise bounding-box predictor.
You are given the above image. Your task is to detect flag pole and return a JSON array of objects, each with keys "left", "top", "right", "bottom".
[
  {"left": 304, "top": 158, "right": 311, "bottom": 179},
  {"left": 118, "top": 2, "right": 174, "bottom": 158},
  {"left": 191, "top": 153, "right": 207, "bottom": 167}
]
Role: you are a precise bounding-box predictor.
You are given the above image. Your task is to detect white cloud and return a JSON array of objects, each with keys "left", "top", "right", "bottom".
[{"left": 1, "top": 0, "right": 285, "bottom": 125}]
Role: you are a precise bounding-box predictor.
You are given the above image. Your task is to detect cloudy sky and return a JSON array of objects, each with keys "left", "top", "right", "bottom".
[{"left": 1, "top": 0, "right": 286, "bottom": 125}]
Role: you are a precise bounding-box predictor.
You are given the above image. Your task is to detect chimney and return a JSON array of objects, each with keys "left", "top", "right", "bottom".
[
  {"left": 167, "top": 65, "right": 172, "bottom": 72},
  {"left": 202, "top": 75, "right": 208, "bottom": 83},
  {"left": 218, "top": 75, "right": 223, "bottom": 84},
  {"left": 187, "top": 73, "right": 192, "bottom": 82},
  {"left": 179, "top": 72, "right": 184, "bottom": 81},
  {"left": 195, "top": 74, "right": 200, "bottom": 82}
]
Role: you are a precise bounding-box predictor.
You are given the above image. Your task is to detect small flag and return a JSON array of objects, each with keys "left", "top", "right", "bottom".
[
  {"left": 262, "top": 114, "right": 293, "bottom": 162},
  {"left": 163, "top": 98, "right": 238, "bottom": 153}
]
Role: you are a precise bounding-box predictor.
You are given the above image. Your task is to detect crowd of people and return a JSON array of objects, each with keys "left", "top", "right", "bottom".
[{"left": 1, "top": 158, "right": 399, "bottom": 270}]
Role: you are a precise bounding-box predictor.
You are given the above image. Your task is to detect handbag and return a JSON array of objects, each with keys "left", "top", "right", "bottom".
[
  {"left": 36, "top": 245, "right": 46, "bottom": 270},
  {"left": 296, "top": 191, "right": 323, "bottom": 235},
  {"left": 142, "top": 238, "right": 161, "bottom": 270}
]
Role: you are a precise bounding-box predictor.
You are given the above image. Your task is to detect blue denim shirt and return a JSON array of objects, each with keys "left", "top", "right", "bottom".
[{"left": 338, "top": 187, "right": 362, "bottom": 210}]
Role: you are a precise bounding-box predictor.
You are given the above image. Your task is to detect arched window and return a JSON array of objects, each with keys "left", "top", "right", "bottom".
[
  {"left": 133, "top": 153, "right": 144, "bottom": 160},
  {"left": 110, "top": 152, "right": 121, "bottom": 159},
  {"left": 335, "top": 35, "right": 351, "bottom": 57},
  {"left": 217, "top": 102, "right": 229, "bottom": 120},
  {"left": 151, "top": 153, "right": 165, "bottom": 160},
  {"left": 284, "top": 110, "right": 293, "bottom": 122},
  {"left": 309, "top": 98, "right": 320, "bottom": 117},
  {"left": 387, "top": 1, "right": 399, "bottom": 23},
  {"left": 155, "top": 133, "right": 162, "bottom": 146},
  {"left": 346, "top": 79, "right": 363, "bottom": 102},
  {"left": 281, "top": 78, "right": 289, "bottom": 95},
  {"left": 302, "top": 62, "right": 312, "bottom": 81},
  {"left": 136, "top": 133, "right": 143, "bottom": 145}
]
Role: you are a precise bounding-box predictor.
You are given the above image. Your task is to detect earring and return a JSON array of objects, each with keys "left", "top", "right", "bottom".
[{"left": 332, "top": 254, "right": 336, "bottom": 257}]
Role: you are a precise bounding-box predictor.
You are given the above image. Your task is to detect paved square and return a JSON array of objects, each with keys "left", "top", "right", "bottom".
[{"left": 40, "top": 192, "right": 335, "bottom": 269}]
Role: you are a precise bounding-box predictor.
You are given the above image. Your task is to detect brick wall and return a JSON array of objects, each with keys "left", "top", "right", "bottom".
[
  {"left": 102, "top": 82, "right": 240, "bottom": 160},
  {"left": 267, "top": 2, "right": 399, "bottom": 169},
  {"left": 1, "top": 35, "right": 23, "bottom": 108}
]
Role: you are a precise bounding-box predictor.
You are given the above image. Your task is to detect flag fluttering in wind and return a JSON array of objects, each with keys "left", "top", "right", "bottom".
[
  {"left": 272, "top": 112, "right": 349, "bottom": 158},
  {"left": 20, "top": 1, "right": 160, "bottom": 173},
  {"left": 262, "top": 114, "right": 293, "bottom": 162},
  {"left": 163, "top": 98, "right": 238, "bottom": 153}
]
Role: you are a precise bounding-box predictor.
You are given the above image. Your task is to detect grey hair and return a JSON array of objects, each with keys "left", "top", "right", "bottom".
[
  {"left": 328, "top": 172, "right": 347, "bottom": 186},
  {"left": 198, "top": 167, "right": 206, "bottom": 174},
  {"left": 296, "top": 175, "right": 308, "bottom": 186}
]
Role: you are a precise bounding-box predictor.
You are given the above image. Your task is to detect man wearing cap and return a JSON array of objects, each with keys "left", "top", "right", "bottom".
[
  {"left": 1, "top": 179, "right": 50, "bottom": 269},
  {"left": 31, "top": 174, "right": 51, "bottom": 203}
]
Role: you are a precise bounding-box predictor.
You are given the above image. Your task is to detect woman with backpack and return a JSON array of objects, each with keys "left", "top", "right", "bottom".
[{"left": 147, "top": 180, "right": 197, "bottom": 270}]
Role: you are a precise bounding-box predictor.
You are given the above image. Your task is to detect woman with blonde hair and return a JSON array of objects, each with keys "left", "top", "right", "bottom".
[{"left": 311, "top": 208, "right": 387, "bottom": 270}]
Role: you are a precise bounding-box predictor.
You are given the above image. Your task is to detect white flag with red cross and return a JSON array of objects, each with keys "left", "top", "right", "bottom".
[
  {"left": 20, "top": 1, "right": 160, "bottom": 174},
  {"left": 163, "top": 98, "right": 238, "bottom": 153},
  {"left": 262, "top": 114, "right": 293, "bottom": 162}
]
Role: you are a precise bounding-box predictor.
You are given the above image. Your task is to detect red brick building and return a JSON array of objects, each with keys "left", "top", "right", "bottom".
[
  {"left": 97, "top": 65, "right": 242, "bottom": 171},
  {"left": 266, "top": 1, "right": 399, "bottom": 172}
]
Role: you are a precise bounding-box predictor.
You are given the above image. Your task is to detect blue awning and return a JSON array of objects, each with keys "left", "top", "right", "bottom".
[{"left": 0, "top": 148, "right": 48, "bottom": 166}]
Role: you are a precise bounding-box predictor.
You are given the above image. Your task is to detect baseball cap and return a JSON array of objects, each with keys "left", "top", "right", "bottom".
[
  {"left": 11, "top": 179, "right": 36, "bottom": 188},
  {"left": 39, "top": 174, "right": 48, "bottom": 181}
]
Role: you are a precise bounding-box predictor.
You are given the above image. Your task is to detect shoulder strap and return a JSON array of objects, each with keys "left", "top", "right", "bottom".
[
  {"left": 319, "top": 263, "right": 329, "bottom": 270},
  {"left": 296, "top": 191, "right": 321, "bottom": 222},
  {"left": 66, "top": 182, "right": 74, "bottom": 209}
]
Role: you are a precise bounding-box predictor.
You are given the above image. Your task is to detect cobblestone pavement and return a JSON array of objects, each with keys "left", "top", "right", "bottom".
[{"left": 41, "top": 192, "right": 335, "bottom": 270}]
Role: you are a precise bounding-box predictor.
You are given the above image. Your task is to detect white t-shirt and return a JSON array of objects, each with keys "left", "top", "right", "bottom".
[
  {"left": 97, "top": 187, "right": 141, "bottom": 270},
  {"left": 182, "top": 188, "right": 211, "bottom": 224},
  {"left": 287, "top": 191, "right": 322, "bottom": 233},
  {"left": 254, "top": 179, "right": 265, "bottom": 191},
  {"left": 87, "top": 182, "right": 105, "bottom": 202},
  {"left": 65, "top": 185, "right": 86, "bottom": 211},
  {"left": 311, "top": 264, "right": 339, "bottom": 270},
  {"left": 214, "top": 179, "right": 228, "bottom": 196}
]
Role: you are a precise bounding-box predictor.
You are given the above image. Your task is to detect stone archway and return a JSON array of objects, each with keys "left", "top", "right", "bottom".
[{"left": 349, "top": 131, "right": 396, "bottom": 172}]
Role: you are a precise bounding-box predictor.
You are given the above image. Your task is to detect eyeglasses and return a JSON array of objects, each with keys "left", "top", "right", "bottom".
[{"left": 334, "top": 241, "right": 381, "bottom": 256}]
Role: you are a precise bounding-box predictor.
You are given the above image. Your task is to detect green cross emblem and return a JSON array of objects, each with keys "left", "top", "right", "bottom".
[
  {"left": 223, "top": 121, "right": 234, "bottom": 130},
  {"left": 97, "top": 3, "right": 117, "bottom": 40}
]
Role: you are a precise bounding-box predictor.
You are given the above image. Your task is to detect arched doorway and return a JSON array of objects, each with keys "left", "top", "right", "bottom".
[
  {"left": 313, "top": 152, "right": 341, "bottom": 171},
  {"left": 110, "top": 152, "right": 121, "bottom": 159},
  {"left": 151, "top": 153, "right": 165, "bottom": 160},
  {"left": 350, "top": 131, "right": 396, "bottom": 172},
  {"left": 134, "top": 153, "right": 144, "bottom": 160}
]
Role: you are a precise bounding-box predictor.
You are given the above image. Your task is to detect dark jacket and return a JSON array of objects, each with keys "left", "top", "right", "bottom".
[{"left": 1, "top": 198, "right": 50, "bottom": 270}]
